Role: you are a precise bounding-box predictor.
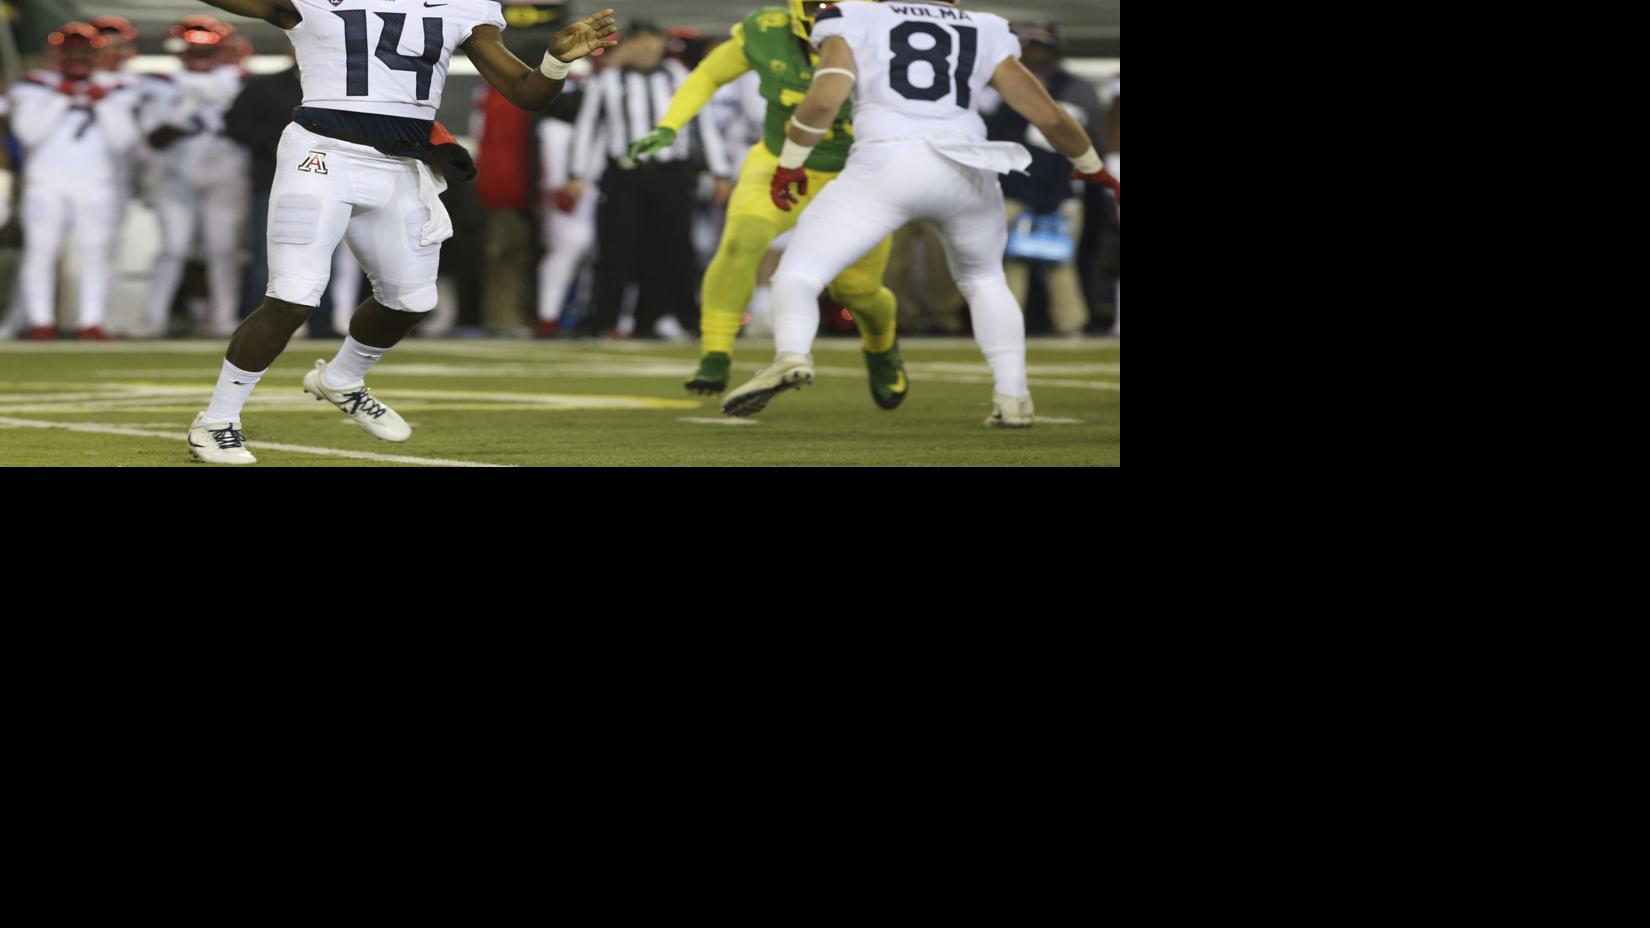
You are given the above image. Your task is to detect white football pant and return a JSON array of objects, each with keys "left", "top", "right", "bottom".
[
  {"left": 264, "top": 124, "right": 441, "bottom": 314},
  {"left": 146, "top": 171, "right": 250, "bottom": 335},
  {"left": 538, "top": 191, "right": 597, "bottom": 323},
  {"left": 19, "top": 181, "right": 123, "bottom": 330},
  {"left": 772, "top": 139, "right": 1028, "bottom": 396}
]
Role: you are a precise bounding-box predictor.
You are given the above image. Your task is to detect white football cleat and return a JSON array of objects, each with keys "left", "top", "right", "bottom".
[
  {"left": 302, "top": 360, "right": 412, "bottom": 442},
  {"left": 187, "top": 413, "right": 257, "bottom": 465},
  {"left": 721, "top": 352, "right": 814, "bottom": 418},
  {"left": 985, "top": 393, "right": 1036, "bottom": 429}
]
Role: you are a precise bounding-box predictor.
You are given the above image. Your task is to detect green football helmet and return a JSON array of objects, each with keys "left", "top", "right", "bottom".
[{"left": 788, "top": 0, "right": 866, "bottom": 41}]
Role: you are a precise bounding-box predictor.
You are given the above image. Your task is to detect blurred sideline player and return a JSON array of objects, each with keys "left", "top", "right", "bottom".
[
  {"left": 627, "top": 0, "right": 907, "bottom": 409},
  {"left": 538, "top": 103, "right": 600, "bottom": 335},
  {"left": 722, "top": 0, "right": 1119, "bottom": 426},
  {"left": 183, "top": 0, "right": 619, "bottom": 465},
  {"left": 6, "top": 23, "right": 142, "bottom": 340},
  {"left": 143, "top": 17, "right": 252, "bottom": 337},
  {"left": 89, "top": 17, "right": 147, "bottom": 326},
  {"left": 0, "top": 97, "right": 12, "bottom": 240}
]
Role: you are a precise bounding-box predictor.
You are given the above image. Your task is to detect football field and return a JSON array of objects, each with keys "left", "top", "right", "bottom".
[{"left": 0, "top": 336, "right": 1120, "bottom": 467}]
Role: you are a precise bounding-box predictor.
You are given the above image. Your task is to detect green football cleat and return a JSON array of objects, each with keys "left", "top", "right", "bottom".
[
  {"left": 864, "top": 340, "right": 910, "bottom": 410},
  {"left": 686, "top": 352, "right": 732, "bottom": 395}
]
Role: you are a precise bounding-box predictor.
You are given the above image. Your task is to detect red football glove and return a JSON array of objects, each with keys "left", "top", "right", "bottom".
[
  {"left": 1073, "top": 167, "right": 1120, "bottom": 206},
  {"left": 772, "top": 166, "right": 808, "bottom": 212},
  {"left": 57, "top": 79, "right": 80, "bottom": 97},
  {"left": 551, "top": 188, "right": 578, "bottom": 213},
  {"left": 85, "top": 84, "right": 109, "bottom": 103}
]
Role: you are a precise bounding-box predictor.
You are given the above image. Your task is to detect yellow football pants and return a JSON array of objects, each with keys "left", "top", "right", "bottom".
[{"left": 700, "top": 143, "right": 897, "bottom": 356}]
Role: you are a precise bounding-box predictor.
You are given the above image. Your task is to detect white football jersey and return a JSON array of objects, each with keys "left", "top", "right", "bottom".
[
  {"left": 285, "top": 0, "right": 506, "bottom": 121},
  {"left": 7, "top": 72, "right": 143, "bottom": 186},
  {"left": 811, "top": 0, "right": 1021, "bottom": 144}
]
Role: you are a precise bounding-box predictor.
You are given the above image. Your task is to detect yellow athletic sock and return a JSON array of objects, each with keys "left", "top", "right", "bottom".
[
  {"left": 699, "top": 216, "right": 779, "bottom": 356},
  {"left": 845, "top": 286, "right": 899, "bottom": 355}
]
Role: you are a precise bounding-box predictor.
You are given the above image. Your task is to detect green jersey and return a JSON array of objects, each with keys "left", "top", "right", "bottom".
[{"left": 737, "top": 6, "right": 854, "bottom": 173}]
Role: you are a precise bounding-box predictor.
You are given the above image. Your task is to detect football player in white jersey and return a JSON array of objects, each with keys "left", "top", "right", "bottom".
[
  {"left": 7, "top": 23, "right": 144, "bottom": 341},
  {"left": 145, "top": 17, "right": 254, "bottom": 339},
  {"left": 183, "top": 0, "right": 619, "bottom": 464},
  {"left": 720, "top": 0, "right": 1120, "bottom": 428}
]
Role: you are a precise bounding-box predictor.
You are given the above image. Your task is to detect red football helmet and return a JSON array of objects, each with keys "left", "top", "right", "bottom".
[
  {"left": 90, "top": 16, "right": 140, "bottom": 70},
  {"left": 172, "top": 16, "right": 232, "bottom": 72},
  {"left": 47, "top": 22, "right": 107, "bottom": 82}
]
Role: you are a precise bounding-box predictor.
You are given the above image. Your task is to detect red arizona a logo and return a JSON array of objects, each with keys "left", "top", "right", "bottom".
[{"left": 297, "top": 151, "right": 329, "bottom": 174}]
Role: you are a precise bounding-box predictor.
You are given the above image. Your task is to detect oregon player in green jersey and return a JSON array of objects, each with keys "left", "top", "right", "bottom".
[{"left": 628, "top": 0, "right": 907, "bottom": 409}]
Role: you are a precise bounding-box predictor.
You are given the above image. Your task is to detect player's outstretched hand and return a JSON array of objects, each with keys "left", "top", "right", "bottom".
[
  {"left": 772, "top": 166, "right": 808, "bottom": 212},
  {"left": 551, "top": 8, "right": 621, "bottom": 62},
  {"left": 86, "top": 84, "right": 109, "bottom": 103},
  {"left": 627, "top": 127, "right": 677, "bottom": 162},
  {"left": 1073, "top": 167, "right": 1120, "bottom": 206}
]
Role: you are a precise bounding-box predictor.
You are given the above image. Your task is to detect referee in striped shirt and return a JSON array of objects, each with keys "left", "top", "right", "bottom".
[{"left": 568, "top": 21, "right": 732, "bottom": 338}]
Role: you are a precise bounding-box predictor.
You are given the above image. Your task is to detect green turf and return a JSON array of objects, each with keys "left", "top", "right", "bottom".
[{"left": 0, "top": 337, "right": 1119, "bottom": 467}]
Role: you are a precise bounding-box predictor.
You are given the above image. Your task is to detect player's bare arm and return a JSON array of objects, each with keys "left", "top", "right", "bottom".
[
  {"left": 770, "top": 35, "right": 857, "bottom": 210},
  {"left": 992, "top": 57, "right": 1119, "bottom": 200},
  {"left": 464, "top": 10, "right": 619, "bottom": 112},
  {"left": 196, "top": 0, "right": 301, "bottom": 30},
  {"left": 788, "top": 36, "right": 857, "bottom": 147}
]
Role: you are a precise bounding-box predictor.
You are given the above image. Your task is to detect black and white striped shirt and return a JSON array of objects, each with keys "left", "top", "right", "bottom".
[{"left": 571, "top": 60, "right": 732, "bottom": 181}]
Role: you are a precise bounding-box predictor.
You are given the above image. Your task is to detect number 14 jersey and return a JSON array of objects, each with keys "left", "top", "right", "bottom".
[
  {"left": 810, "top": 1, "right": 1020, "bottom": 145},
  {"left": 286, "top": 0, "right": 506, "bottom": 121}
]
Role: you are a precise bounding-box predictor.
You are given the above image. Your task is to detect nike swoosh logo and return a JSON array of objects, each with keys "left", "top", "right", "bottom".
[
  {"left": 233, "top": 381, "right": 251, "bottom": 385},
  {"left": 425, "top": 2, "right": 449, "bottom": 6},
  {"left": 891, "top": 372, "right": 907, "bottom": 393},
  {"left": 188, "top": 437, "right": 205, "bottom": 448}
]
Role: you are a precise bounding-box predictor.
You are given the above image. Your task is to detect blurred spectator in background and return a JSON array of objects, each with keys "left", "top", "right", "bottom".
[
  {"left": 1104, "top": 73, "right": 1119, "bottom": 332},
  {"left": 473, "top": 83, "right": 538, "bottom": 336},
  {"left": 90, "top": 23, "right": 141, "bottom": 208},
  {"left": 537, "top": 87, "right": 596, "bottom": 337},
  {"left": 0, "top": 90, "right": 13, "bottom": 238},
  {"left": 986, "top": 24, "right": 1104, "bottom": 336},
  {"left": 144, "top": 16, "right": 249, "bottom": 338},
  {"left": 1, "top": 71, "right": 16, "bottom": 326},
  {"left": 570, "top": 20, "right": 731, "bottom": 338},
  {"left": 91, "top": 15, "right": 138, "bottom": 72},
  {"left": 7, "top": 23, "right": 142, "bottom": 340}
]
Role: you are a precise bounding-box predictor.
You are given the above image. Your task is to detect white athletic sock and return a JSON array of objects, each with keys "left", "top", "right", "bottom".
[
  {"left": 960, "top": 275, "right": 1030, "bottom": 397},
  {"left": 324, "top": 336, "right": 389, "bottom": 389},
  {"left": 204, "top": 360, "right": 265, "bottom": 424},
  {"left": 772, "top": 272, "right": 822, "bottom": 356}
]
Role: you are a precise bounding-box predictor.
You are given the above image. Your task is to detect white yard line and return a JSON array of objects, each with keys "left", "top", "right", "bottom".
[
  {"left": 808, "top": 365, "right": 1120, "bottom": 391},
  {"left": 677, "top": 417, "right": 759, "bottom": 427},
  {"left": 0, "top": 417, "right": 507, "bottom": 467}
]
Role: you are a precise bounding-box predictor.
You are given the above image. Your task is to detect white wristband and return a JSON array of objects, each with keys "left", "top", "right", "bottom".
[
  {"left": 778, "top": 138, "right": 815, "bottom": 170},
  {"left": 1072, "top": 147, "right": 1103, "bottom": 175},
  {"left": 1105, "top": 153, "right": 1120, "bottom": 181},
  {"left": 540, "top": 52, "right": 572, "bottom": 81},
  {"left": 790, "top": 115, "right": 831, "bottom": 135},
  {"left": 0, "top": 169, "right": 13, "bottom": 201}
]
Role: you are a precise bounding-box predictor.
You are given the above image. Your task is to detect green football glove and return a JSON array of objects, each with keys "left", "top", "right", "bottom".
[{"left": 627, "top": 127, "right": 677, "bottom": 162}]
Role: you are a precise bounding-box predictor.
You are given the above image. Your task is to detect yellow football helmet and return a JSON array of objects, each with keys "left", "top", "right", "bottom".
[{"left": 789, "top": 0, "right": 865, "bottom": 42}]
